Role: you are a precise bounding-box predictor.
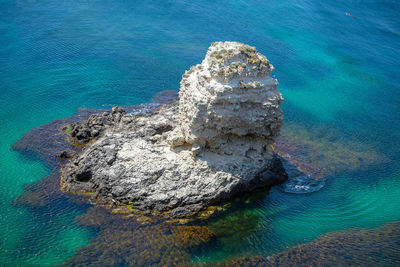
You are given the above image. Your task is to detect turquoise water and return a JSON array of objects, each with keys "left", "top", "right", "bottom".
[{"left": 1, "top": 0, "right": 400, "bottom": 265}]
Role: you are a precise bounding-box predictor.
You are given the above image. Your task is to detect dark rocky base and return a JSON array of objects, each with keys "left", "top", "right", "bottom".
[
  {"left": 11, "top": 90, "right": 288, "bottom": 221},
  {"left": 12, "top": 89, "right": 386, "bottom": 219},
  {"left": 59, "top": 102, "right": 289, "bottom": 218}
]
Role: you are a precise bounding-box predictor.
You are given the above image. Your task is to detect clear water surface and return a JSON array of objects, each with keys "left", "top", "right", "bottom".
[{"left": 0, "top": 0, "right": 399, "bottom": 265}]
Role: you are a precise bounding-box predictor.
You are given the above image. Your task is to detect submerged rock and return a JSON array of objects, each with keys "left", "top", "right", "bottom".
[
  {"left": 274, "top": 122, "right": 388, "bottom": 180},
  {"left": 61, "top": 42, "right": 287, "bottom": 218},
  {"left": 218, "top": 222, "right": 400, "bottom": 266},
  {"left": 11, "top": 92, "right": 177, "bottom": 208}
]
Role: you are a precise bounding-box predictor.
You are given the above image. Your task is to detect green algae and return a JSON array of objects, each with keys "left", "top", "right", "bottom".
[{"left": 62, "top": 126, "right": 72, "bottom": 135}]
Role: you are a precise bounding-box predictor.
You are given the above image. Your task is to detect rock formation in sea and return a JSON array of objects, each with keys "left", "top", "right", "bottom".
[{"left": 61, "top": 41, "right": 287, "bottom": 218}]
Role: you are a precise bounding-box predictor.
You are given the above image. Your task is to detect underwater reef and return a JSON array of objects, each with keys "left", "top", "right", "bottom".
[{"left": 218, "top": 222, "right": 400, "bottom": 266}]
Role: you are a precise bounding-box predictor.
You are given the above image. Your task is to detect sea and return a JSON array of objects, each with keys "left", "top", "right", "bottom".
[{"left": 0, "top": 0, "right": 399, "bottom": 265}]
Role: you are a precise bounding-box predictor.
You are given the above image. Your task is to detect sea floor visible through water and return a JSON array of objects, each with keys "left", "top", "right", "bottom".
[{"left": 1, "top": 0, "right": 400, "bottom": 265}]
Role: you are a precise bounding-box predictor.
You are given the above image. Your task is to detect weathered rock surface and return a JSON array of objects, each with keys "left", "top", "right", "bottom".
[
  {"left": 168, "top": 41, "right": 283, "bottom": 152},
  {"left": 61, "top": 42, "right": 287, "bottom": 217}
]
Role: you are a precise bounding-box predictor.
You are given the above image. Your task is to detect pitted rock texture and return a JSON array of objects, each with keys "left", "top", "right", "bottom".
[
  {"left": 168, "top": 42, "right": 283, "bottom": 156},
  {"left": 66, "top": 106, "right": 127, "bottom": 145},
  {"left": 61, "top": 42, "right": 286, "bottom": 218}
]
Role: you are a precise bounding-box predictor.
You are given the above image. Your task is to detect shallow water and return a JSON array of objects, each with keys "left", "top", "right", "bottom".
[{"left": 1, "top": 0, "right": 399, "bottom": 265}]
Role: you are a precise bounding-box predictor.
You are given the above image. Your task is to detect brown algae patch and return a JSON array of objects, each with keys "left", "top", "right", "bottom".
[
  {"left": 68, "top": 205, "right": 216, "bottom": 266},
  {"left": 13, "top": 171, "right": 65, "bottom": 208},
  {"left": 62, "top": 227, "right": 193, "bottom": 266},
  {"left": 274, "top": 123, "right": 388, "bottom": 179},
  {"left": 217, "top": 222, "right": 400, "bottom": 266},
  {"left": 209, "top": 211, "right": 260, "bottom": 241},
  {"left": 172, "top": 225, "right": 215, "bottom": 247}
]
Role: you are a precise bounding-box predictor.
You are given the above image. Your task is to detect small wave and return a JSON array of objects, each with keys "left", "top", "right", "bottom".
[
  {"left": 280, "top": 174, "right": 325, "bottom": 194},
  {"left": 126, "top": 90, "right": 178, "bottom": 116},
  {"left": 126, "top": 103, "right": 161, "bottom": 116},
  {"left": 279, "top": 157, "right": 326, "bottom": 194},
  {"left": 101, "top": 103, "right": 119, "bottom": 107}
]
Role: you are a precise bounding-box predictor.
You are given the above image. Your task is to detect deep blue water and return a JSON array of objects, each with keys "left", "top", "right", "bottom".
[{"left": 0, "top": 0, "right": 399, "bottom": 265}]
